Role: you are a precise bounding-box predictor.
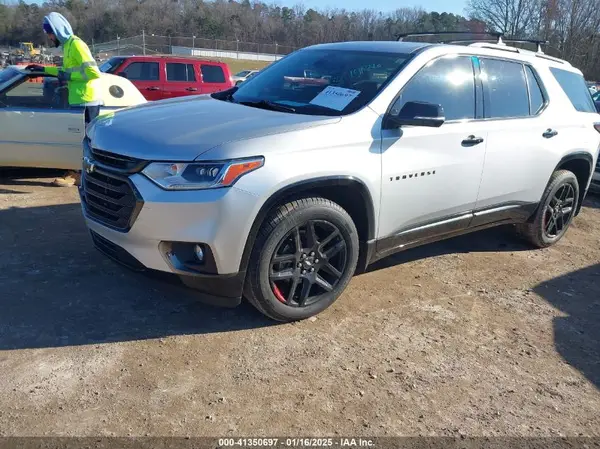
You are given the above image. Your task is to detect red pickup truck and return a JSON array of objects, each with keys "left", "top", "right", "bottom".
[{"left": 99, "top": 55, "right": 234, "bottom": 101}]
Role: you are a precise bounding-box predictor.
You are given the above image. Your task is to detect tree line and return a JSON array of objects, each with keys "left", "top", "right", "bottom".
[{"left": 1, "top": 0, "right": 599, "bottom": 78}]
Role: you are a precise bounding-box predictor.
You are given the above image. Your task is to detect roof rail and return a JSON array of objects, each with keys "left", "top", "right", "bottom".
[
  {"left": 536, "top": 53, "right": 569, "bottom": 65},
  {"left": 396, "top": 32, "right": 549, "bottom": 54},
  {"left": 396, "top": 31, "right": 503, "bottom": 43},
  {"left": 468, "top": 42, "right": 520, "bottom": 53},
  {"left": 500, "top": 38, "right": 548, "bottom": 53}
]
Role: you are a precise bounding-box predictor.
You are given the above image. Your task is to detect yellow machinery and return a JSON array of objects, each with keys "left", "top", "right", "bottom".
[
  {"left": 20, "top": 42, "right": 40, "bottom": 58},
  {"left": 12, "top": 42, "right": 43, "bottom": 62}
]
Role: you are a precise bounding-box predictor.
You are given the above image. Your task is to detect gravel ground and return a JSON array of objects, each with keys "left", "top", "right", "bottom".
[{"left": 0, "top": 169, "right": 599, "bottom": 438}]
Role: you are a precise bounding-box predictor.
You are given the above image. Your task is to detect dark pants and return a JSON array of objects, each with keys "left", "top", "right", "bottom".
[{"left": 84, "top": 105, "right": 100, "bottom": 126}]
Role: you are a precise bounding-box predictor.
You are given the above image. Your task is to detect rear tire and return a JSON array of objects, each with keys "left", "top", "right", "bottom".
[
  {"left": 516, "top": 170, "right": 579, "bottom": 248},
  {"left": 244, "top": 197, "right": 359, "bottom": 322}
]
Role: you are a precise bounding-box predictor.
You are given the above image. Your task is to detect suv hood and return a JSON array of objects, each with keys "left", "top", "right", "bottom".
[{"left": 88, "top": 95, "right": 339, "bottom": 161}]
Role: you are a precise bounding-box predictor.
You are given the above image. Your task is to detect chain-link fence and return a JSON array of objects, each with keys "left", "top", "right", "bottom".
[{"left": 92, "top": 34, "right": 297, "bottom": 61}]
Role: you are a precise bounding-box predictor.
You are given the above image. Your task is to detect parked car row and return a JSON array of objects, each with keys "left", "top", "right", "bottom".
[{"left": 2, "top": 39, "right": 600, "bottom": 322}]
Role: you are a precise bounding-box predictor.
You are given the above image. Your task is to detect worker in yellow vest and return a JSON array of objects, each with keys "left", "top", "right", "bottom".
[{"left": 27, "top": 12, "right": 101, "bottom": 187}]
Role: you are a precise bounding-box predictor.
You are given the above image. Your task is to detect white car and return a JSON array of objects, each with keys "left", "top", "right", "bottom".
[
  {"left": 0, "top": 66, "right": 146, "bottom": 170},
  {"left": 82, "top": 39, "right": 600, "bottom": 321},
  {"left": 232, "top": 70, "right": 259, "bottom": 85}
]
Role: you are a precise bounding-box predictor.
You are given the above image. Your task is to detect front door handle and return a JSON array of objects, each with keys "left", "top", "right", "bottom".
[
  {"left": 543, "top": 128, "right": 558, "bottom": 138},
  {"left": 462, "top": 135, "right": 484, "bottom": 146},
  {"left": 146, "top": 86, "right": 160, "bottom": 91},
  {"left": 185, "top": 87, "right": 198, "bottom": 92}
]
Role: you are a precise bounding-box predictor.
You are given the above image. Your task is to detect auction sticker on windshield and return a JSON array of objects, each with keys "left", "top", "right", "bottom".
[{"left": 309, "top": 86, "right": 361, "bottom": 111}]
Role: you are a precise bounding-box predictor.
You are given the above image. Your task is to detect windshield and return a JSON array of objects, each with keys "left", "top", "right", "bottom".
[
  {"left": 0, "top": 67, "right": 22, "bottom": 92},
  {"left": 230, "top": 49, "right": 411, "bottom": 116},
  {"left": 100, "top": 57, "right": 124, "bottom": 74},
  {"left": 235, "top": 70, "right": 251, "bottom": 77}
]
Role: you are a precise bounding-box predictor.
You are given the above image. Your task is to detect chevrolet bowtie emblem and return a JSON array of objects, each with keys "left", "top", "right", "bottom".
[{"left": 83, "top": 156, "right": 96, "bottom": 174}]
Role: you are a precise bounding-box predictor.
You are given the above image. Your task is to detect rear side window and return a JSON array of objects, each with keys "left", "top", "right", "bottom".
[
  {"left": 167, "top": 63, "right": 196, "bottom": 82},
  {"left": 480, "top": 58, "right": 529, "bottom": 118},
  {"left": 550, "top": 67, "right": 596, "bottom": 113},
  {"left": 525, "top": 66, "right": 545, "bottom": 114},
  {"left": 394, "top": 55, "right": 476, "bottom": 121},
  {"left": 201, "top": 65, "right": 226, "bottom": 83},
  {"left": 122, "top": 62, "right": 159, "bottom": 81}
]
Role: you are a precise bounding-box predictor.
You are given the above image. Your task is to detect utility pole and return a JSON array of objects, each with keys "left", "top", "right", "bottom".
[
  {"left": 192, "top": 35, "right": 196, "bottom": 54},
  {"left": 142, "top": 29, "right": 146, "bottom": 55},
  {"left": 117, "top": 35, "right": 120, "bottom": 55}
]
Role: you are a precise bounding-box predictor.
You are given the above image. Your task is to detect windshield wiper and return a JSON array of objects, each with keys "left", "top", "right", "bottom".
[
  {"left": 213, "top": 86, "right": 238, "bottom": 103},
  {"left": 239, "top": 99, "right": 296, "bottom": 113}
]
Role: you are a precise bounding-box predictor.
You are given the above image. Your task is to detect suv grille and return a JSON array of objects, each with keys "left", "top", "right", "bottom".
[
  {"left": 81, "top": 169, "right": 143, "bottom": 232},
  {"left": 91, "top": 148, "right": 146, "bottom": 173},
  {"left": 90, "top": 230, "right": 145, "bottom": 271}
]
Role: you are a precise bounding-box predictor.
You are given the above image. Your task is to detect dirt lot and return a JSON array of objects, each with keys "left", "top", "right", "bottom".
[{"left": 0, "top": 169, "right": 599, "bottom": 438}]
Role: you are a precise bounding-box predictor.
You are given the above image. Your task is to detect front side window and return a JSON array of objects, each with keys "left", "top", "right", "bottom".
[
  {"left": 393, "top": 55, "right": 476, "bottom": 121},
  {"left": 480, "top": 58, "right": 529, "bottom": 118},
  {"left": 230, "top": 49, "right": 412, "bottom": 116},
  {"left": 550, "top": 67, "right": 596, "bottom": 113},
  {"left": 122, "top": 62, "right": 159, "bottom": 81}
]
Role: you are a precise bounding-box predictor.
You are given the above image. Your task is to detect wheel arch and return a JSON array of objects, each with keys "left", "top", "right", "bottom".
[
  {"left": 554, "top": 151, "right": 594, "bottom": 216},
  {"left": 237, "top": 176, "right": 376, "bottom": 274}
]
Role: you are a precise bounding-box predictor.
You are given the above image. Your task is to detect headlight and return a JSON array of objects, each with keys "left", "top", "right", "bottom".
[{"left": 141, "top": 157, "right": 264, "bottom": 190}]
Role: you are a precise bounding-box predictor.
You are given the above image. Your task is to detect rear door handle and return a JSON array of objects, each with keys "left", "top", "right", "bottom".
[
  {"left": 146, "top": 86, "right": 160, "bottom": 91},
  {"left": 543, "top": 128, "right": 558, "bottom": 138},
  {"left": 185, "top": 87, "right": 198, "bottom": 92},
  {"left": 462, "top": 135, "right": 484, "bottom": 146}
]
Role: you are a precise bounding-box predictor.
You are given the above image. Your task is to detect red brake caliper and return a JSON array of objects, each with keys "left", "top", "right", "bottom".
[{"left": 272, "top": 283, "right": 286, "bottom": 303}]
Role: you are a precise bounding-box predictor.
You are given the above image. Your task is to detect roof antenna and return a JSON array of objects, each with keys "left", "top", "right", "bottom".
[{"left": 537, "top": 41, "right": 546, "bottom": 54}]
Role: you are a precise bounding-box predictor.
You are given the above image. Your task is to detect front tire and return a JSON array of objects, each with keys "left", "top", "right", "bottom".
[
  {"left": 517, "top": 169, "right": 579, "bottom": 248},
  {"left": 244, "top": 197, "right": 359, "bottom": 322}
]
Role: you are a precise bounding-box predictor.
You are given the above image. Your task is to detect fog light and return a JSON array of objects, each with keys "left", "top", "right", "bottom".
[{"left": 194, "top": 244, "right": 204, "bottom": 262}]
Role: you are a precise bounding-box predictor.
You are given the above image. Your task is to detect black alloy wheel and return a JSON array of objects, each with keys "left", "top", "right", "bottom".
[
  {"left": 517, "top": 169, "right": 580, "bottom": 248},
  {"left": 543, "top": 183, "right": 576, "bottom": 239},
  {"left": 269, "top": 219, "right": 347, "bottom": 307},
  {"left": 244, "top": 197, "right": 359, "bottom": 322}
]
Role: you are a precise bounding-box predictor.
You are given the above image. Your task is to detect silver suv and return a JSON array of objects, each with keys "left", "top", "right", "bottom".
[{"left": 81, "top": 38, "right": 600, "bottom": 321}]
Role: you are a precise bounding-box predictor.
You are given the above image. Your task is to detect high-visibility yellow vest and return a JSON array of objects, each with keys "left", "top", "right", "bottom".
[{"left": 44, "top": 35, "right": 101, "bottom": 105}]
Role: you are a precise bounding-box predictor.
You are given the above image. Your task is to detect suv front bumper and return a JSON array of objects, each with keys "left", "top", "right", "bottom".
[{"left": 80, "top": 172, "right": 260, "bottom": 307}]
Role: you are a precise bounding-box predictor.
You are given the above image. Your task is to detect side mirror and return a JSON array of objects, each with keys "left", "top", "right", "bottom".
[{"left": 384, "top": 100, "right": 445, "bottom": 129}]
